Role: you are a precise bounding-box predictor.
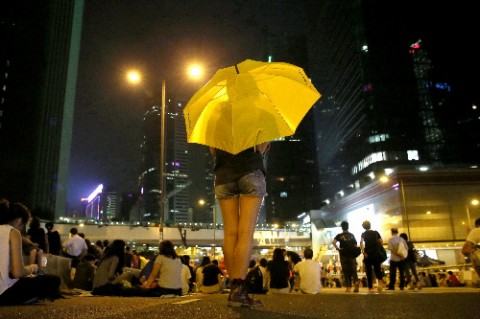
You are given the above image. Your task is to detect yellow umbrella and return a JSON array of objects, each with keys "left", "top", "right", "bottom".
[{"left": 183, "top": 59, "right": 321, "bottom": 154}]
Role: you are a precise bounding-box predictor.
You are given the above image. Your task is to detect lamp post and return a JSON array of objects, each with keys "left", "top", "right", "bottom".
[
  {"left": 126, "top": 64, "right": 204, "bottom": 242},
  {"left": 159, "top": 79, "right": 167, "bottom": 242}
]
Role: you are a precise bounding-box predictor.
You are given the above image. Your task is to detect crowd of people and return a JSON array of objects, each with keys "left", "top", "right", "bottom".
[{"left": 2, "top": 195, "right": 479, "bottom": 307}]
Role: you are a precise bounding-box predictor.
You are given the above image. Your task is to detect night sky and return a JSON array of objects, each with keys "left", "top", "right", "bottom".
[
  {"left": 68, "top": 1, "right": 480, "bottom": 212},
  {"left": 68, "top": 0, "right": 307, "bottom": 210}
]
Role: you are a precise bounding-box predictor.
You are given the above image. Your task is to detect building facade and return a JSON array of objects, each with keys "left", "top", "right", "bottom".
[
  {"left": 0, "top": 0, "right": 84, "bottom": 217},
  {"left": 311, "top": 166, "right": 480, "bottom": 267}
]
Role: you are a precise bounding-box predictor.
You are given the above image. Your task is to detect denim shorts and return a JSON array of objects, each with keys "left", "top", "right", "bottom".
[{"left": 215, "top": 170, "right": 267, "bottom": 199}]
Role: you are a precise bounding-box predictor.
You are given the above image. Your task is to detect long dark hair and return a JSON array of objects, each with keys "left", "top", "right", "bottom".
[
  {"left": 101, "top": 239, "right": 126, "bottom": 274},
  {"left": 159, "top": 240, "right": 178, "bottom": 259},
  {"left": 0, "top": 199, "right": 30, "bottom": 225}
]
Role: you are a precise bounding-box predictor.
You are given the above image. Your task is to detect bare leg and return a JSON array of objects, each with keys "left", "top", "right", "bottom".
[
  {"left": 219, "top": 196, "right": 239, "bottom": 279},
  {"left": 219, "top": 195, "right": 263, "bottom": 280}
]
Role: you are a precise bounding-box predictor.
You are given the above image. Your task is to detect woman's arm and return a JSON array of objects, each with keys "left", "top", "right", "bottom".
[{"left": 9, "top": 229, "right": 38, "bottom": 278}]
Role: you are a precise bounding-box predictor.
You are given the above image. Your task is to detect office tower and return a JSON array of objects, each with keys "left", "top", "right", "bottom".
[
  {"left": 0, "top": 1, "right": 84, "bottom": 217},
  {"left": 263, "top": 35, "right": 321, "bottom": 224},
  {"left": 306, "top": 1, "right": 477, "bottom": 200},
  {"left": 139, "top": 97, "right": 191, "bottom": 223}
]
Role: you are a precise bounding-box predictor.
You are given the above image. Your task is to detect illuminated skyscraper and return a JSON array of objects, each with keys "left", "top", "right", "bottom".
[
  {"left": 139, "top": 97, "right": 191, "bottom": 223},
  {"left": 306, "top": 0, "right": 478, "bottom": 201}
]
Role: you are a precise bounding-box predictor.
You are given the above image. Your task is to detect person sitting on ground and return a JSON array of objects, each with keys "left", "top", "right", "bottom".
[
  {"left": 72, "top": 254, "right": 96, "bottom": 291},
  {"left": 141, "top": 240, "right": 183, "bottom": 296},
  {"left": 286, "top": 251, "right": 302, "bottom": 291},
  {"left": 195, "top": 256, "right": 211, "bottom": 292},
  {"left": 21, "top": 228, "right": 46, "bottom": 272},
  {"left": 182, "top": 255, "right": 196, "bottom": 293},
  {"left": 0, "top": 199, "right": 62, "bottom": 305},
  {"left": 446, "top": 271, "right": 462, "bottom": 287},
  {"left": 180, "top": 256, "right": 192, "bottom": 295},
  {"left": 266, "top": 248, "right": 291, "bottom": 294},
  {"left": 293, "top": 248, "right": 322, "bottom": 294},
  {"left": 258, "top": 258, "right": 269, "bottom": 293},
  {"left": 92, "top": 239, "right": 132, "bottom": 295},
  {"left": 201, "top": 259, "right": 223, "bottom": 294}
]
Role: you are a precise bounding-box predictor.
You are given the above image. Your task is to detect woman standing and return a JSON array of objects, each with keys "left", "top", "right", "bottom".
[
  {"left": 360, "top": 220, "right": 385, "bottom": 292},
  {"left": 400, "top": 233, "right": 421, "bottom": 290},
  {"left": 0, "top": 200, "right": 61, "bottom": 305},
  {"left": 210, "top": 143, "right": 269, "bottom": 307}
]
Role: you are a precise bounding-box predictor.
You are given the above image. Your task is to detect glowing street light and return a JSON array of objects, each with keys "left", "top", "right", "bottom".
[{"left": 126, "top": 70, "right": 142, "bottom": 85}]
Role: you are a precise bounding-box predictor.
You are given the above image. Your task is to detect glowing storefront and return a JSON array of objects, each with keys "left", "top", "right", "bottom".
[{"left": 311, "top": 166, "right": 480, "bottom": 267}]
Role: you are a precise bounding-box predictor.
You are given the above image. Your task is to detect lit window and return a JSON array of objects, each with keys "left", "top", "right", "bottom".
[{"left": 407, "top": 150, "right": 419, "bottom": 161}]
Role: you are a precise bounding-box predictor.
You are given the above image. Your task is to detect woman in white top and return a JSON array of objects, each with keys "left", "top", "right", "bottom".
[
  {"left": 0, "top": 200, "right": 61, "bottom": 305},
  {"left": 142, "top": 240, "right": 183, "bottom": 296}
]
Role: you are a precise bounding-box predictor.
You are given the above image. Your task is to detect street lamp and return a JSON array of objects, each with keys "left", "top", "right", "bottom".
[{"left": 126, "top": 64, "right": 204, "bottom": 242}]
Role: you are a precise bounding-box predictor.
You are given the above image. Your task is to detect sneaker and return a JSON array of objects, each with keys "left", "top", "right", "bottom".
[
  {"left": 228, "top": 281, "right": 263, "bottom": 308},
  {"left": 416, "top": 281, "right": 422, "bottom": 290},
  {"left": 345, "top": 288, "right": 352, "bottom": 293},
  {"left": 353, "top": 282, "right": 359, "bottom": 293}
]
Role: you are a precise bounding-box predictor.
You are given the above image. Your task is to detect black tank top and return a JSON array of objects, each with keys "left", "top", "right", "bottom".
[{"left": 213, "top": 148, "right": 266, "bottom": 185}]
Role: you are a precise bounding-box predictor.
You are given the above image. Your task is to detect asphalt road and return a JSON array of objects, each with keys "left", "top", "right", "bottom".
[{"left": 0, "top": 287, "right": 478, "bottom": 319}]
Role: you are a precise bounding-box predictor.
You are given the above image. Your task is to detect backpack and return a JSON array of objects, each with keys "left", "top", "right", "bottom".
[
  {"left": 245, "top": 266, "right": 266, "bottom": 294},
  {"left": 340, "top": 232, "right": 360, "bottom": 258}
]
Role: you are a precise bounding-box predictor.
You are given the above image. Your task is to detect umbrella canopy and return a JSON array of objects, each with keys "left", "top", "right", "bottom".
[{"left": 183, "top": 59, "right": 321, "bottom": 154}]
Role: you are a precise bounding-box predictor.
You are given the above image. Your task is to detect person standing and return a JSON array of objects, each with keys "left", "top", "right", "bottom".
[
  {"left": 400, "top": 233, "right": 421, "bottom": 290},
  {"left": 210, "top": 142, "right": 269, "bottom": 307},
  {"left": 360, "top": 220, "right": 386, "bottom": 292},
  {"left": 387, "top": 228, "right": 408, "bottom": 290},
  {"left": 461, "top": 217, "right": 480, "bottom": 277},
  {"left": 332, "top": 221, "right": 360, "bottom": 292},
  {"left": 292, "top": 248, "right": 321, "bottom": 294},
  {"left": 63, "top": 227, "right": 88, "bottom": 261},
  {"left": 45, "top": 222, "right": 62, "bottom": 255}
]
